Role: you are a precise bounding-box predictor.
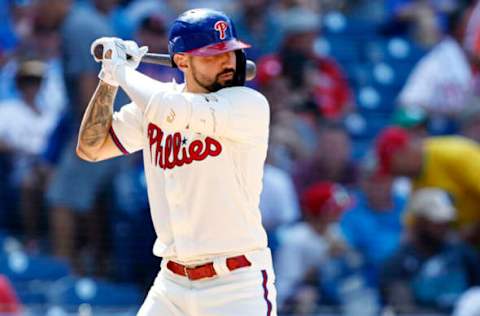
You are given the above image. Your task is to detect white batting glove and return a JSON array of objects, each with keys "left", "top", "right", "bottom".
[
  {"left": 90, "top": 37, "right": 127, "bottom": 86},
  {"left": 123, "top": 40, "right": 148, "bottom": 70},
  {"left": 90, "top": 38, "right": 148, "bottom": 87}
]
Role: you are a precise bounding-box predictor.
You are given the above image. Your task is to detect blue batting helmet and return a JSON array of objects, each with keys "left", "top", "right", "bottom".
[
  {"left": 169, "top": 8, "right": 250, "bottom": 57},
  {"left": 168, "top": 8, "right": 250, "bottom": 85}
]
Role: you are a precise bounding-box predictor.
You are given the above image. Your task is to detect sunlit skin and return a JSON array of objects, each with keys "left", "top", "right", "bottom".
[
  {"left": 390, "top": 140, "right": 424, "bottom": 178},
  {"left": 173, "top": 51, "right": 237, "bottom": 93}
]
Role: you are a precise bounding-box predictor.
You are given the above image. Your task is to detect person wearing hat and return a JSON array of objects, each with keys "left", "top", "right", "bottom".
[
  {"left": 258, "top": 7, "right": 353, "bottom": 120},
  {"left": 0, "top": 59, "right": 57, "bottom": 249},
  {"left": 375, "top": 125, "right": 480, "bottom": 245},
  {"left": 274, "top": 181, "right": 361, "bottom": 313},
  {"left": 380, "top": 188, "right": 480, "bottom": 312},
  {"left": 340, "top": 153, "right": 406, "bottom": 288},
  {"left": 134, "top": 13, "right": 182, "bottom": 83},
  {"left": 76, "top": 8, "right": 277, "bottom": 315}
]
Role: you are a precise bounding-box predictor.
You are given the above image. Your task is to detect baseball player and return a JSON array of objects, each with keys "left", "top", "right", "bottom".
[{"left": 76, "top": 8, "right": 276, "bottom": 316}]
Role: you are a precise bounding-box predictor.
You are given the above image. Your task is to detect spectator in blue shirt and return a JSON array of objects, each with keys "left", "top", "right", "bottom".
[
  {"left": 341, "top": 157, "right": 406, "bottom": 286},
  {"left": 380, "top": 188, "right": 480, "bottom": 313}
]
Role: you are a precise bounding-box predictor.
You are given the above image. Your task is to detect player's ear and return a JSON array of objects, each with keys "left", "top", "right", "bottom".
[{"left": 173, "top": 54, "right": 188, "bottom": 72}]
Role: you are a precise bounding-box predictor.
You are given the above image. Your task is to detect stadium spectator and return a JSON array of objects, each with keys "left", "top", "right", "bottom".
[
  {"left": 375, "top": 126, "right": 480, "bottom": 245},
  {"left": 461, "top": 1, "right": 480, "bottom": 126},
  {"left": 294, "top": 122, "right": 356, "bottom": 194},
  {"left": 257, "top": 55, "right": 314, "bottom": 172},
  {"left": 0, "top": 17, "right": 65, "bottom": 114},
  {"left": 35, "top": 0, "right": 119, "bottom": 275},
  {"left": 275, "top": 182, "right": 366, "bottom": 313},
  {"left": 341, "top": 155, "right": 406, "bottom": 287},
  {"left": 0, "top": 275, "right": 21, "bottom": 314},
  {"left": 122, "top": 0, "right": 190, "bottom": 32},
  {"left": 232, "top": 0, "right": 283, "bottom": 60},
  {"left": 134, "top": 13, "right": 182, "bottom": 83},
  {"left": 397, "top": 6, "right": 473, "bottom": 134},
  {"left": 459, "top": 97, "right": 480, "bottom": 143},
  {"left": 260, "top": 160, "right": 300, "bottom": 254},
  {"left": 0, "top": 1, "right": 19, "bottom": 59},
  {"left": 380, "top": 188, "right": 480, "bottom": 312},
  {"left": 463, "top": 0, "right": 480, "bottom": 69},
  {"left": 0, "top": 59, "right": 56, "bottom": 249},
  {"left": 6, "top": 0, "right": 36, "bottom": 48},
  {"left": 383, "top": 0, "right": 461, "bottom": 48},
  {"left": 111, "top": 157, "right": 159, "bottom": 286},
  {"left": 275, "top": 7, "right": 353, "bottom": 120}
]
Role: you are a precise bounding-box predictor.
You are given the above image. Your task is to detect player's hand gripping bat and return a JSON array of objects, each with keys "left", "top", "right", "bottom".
[{"left": 93, "top": 45, "right": 256, "bottom": 81}]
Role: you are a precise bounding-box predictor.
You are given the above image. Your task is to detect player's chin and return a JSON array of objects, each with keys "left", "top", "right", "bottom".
[
  {"left": 220, "top": 79, "right": 235, "bottom": 88},
  {"left": 207, "top": 80, "right": 234, "bottom": 92},
  {"left": 216, "top": 72, "right": 236, "bottom": 87}
]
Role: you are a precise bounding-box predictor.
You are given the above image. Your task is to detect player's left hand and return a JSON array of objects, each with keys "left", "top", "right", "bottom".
[
  {"left": 90, "top": 38, "right": 148, "bottom": 86},
  {"left": 91, "top": 37, "right": 127, "bottom": 86}
]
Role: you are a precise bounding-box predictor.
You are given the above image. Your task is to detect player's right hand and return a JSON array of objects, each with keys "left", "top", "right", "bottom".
[{"left": 122, "top": 40, "right": 148, "bottom": 70}]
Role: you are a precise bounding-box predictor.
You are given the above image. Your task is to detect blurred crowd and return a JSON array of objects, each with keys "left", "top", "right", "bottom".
[{"left": 2, "top": 0, "right": 480, "bottom": 315}]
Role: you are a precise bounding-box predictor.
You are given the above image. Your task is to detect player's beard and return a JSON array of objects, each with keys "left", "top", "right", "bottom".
[{"left": 191, "top": 66, "right": 236, "bottom": 92}]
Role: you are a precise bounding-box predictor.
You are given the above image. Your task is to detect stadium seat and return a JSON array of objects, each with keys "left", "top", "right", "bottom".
[
  {"left": 351, "top": 139, "right": 373, "bottom": 161},
  {"left": 347, "top": 61, "right": 408, "bottom": 92},
  {"left": 47, "top": 277, "right": 142, "bottom": 309},
  {"left": 344, "top": 112, "right": 391, "bottom": 140},
  {"left": 0, "top": 251, "right": 70, "bottom": 283},
  {"left": 363, "top": 37, "right": 426, "bottom": 64},
  {"left": 315, "top": 37, "right": 361, "bottom": 64},
  {"left": 355, "top": 86, "right": 398, "bottom": 114},
  {"left": 322, "top": 11, "right": 378, "bottom": 39},
  {"left": 0, "top": 251, "right": 70, "bottom": 305}
]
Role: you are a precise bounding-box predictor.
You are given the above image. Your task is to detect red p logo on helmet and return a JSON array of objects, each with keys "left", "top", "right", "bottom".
[{"left": 214, "top": 21, "right": 228, "bottom": 40}]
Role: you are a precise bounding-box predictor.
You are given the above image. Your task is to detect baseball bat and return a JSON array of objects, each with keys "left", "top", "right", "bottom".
[{"left": 93, "top": 45, "right": 256, "bottom": 81}]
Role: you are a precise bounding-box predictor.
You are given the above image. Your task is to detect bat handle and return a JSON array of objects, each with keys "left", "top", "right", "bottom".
[{"left": 93, "top": 44, "right": 132, "bottom": 60}]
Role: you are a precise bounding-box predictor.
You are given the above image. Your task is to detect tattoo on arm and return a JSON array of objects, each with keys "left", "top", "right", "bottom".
[{"left": 79, "top": 83, "right": 118, "bottom": 148}]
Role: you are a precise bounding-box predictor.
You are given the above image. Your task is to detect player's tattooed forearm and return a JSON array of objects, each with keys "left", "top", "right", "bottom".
[{"left": 80, "top": 83, "right": 117, "bottom": 147}]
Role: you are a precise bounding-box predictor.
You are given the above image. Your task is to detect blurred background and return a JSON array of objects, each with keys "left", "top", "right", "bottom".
[{"left": 2, "top": 0, "right": 480, "bottom": 315}]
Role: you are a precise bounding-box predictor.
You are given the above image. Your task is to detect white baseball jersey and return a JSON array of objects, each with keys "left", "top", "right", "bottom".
[
  {"left": 398, "top": 37, "right": 472, "bottom": 113},
  {"left": 110, "top": 81, "right": 270, "bottom": 263}
]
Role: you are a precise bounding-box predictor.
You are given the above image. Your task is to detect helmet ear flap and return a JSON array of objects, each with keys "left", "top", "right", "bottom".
[{"left": 234, "top": 50, "right": 246, "bottom": 86}]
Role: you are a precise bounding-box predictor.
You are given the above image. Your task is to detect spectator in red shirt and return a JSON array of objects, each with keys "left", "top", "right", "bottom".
[{"left": 259, "top": 7, "right": 354, "bottom": 120}]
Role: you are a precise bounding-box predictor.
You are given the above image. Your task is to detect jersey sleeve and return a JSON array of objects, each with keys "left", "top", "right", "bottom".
[
  {"left": 110, "top": 102, "right": 144, "bottom": 154},
  {"left": 144, "top": 86, "right": 270, "bottom": 145}
]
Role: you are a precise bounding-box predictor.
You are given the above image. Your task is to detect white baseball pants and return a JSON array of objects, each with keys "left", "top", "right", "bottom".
[{"left": 137, "top": 249, "right": 277, "bottom": 316}]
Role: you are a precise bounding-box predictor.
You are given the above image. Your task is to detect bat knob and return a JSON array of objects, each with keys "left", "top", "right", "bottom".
[
  {"left": 93, "top": 44, "right": 131, "bottom": 60},
  {"left": 94, "top": 45, "right": 104, "bottom": 60},
  {"left": 246, "top": 60, "right": 256, "bottom": 81}
]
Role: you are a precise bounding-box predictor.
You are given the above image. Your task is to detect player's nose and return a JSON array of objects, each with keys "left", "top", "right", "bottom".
[{"left": 217, "top": 51, "right": 236, "bottom": 68}]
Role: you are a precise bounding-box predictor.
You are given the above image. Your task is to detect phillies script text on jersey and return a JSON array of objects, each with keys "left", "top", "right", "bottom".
[{"left": 148, "top": 123, "right": 222, "bottom": 169}]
